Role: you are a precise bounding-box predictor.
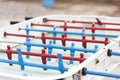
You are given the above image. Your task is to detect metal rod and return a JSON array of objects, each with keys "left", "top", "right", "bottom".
[
  {"left": 5, "top": 45, "right": 86, "bottom": 64},
  {"left": 19, "top": 27, "right": 118, "bottom": 38},
  {"left": 19, "top": 27, "right": 84, "bottom": 35},
  {"left": 4, "top": 32, "right": 109, "bottom": 48},
  {"left": 24, "top": 40, "right": 98, "bottom": 53},
  {"left": 31, "top": 23, "right": 120, "bottom": 31},
  {"left": 0, "top": 57, "right": 68, "bottom": 73},
  {"left": 82, "top": 68, "right": 120, "bottom": 78},
  {"left": 111, "top": 52, "right": 120, "bottom": 56},
  {"left": 107, "top": 49, "right": 120, "bottom": 56},
  {"left": 0, "top": 40, "right": 24, "bottom": 44},
  {"left": 43, "top": 18, "right": 120, "bottom": 25}
]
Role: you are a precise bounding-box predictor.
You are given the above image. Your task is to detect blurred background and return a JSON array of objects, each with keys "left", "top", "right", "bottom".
[{"left": 0, "top": 0, "right": 120, "bottom": 27}]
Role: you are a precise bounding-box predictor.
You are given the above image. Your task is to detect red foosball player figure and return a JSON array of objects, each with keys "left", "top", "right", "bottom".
[{"left": 79, "top": 53, "right": 86, "bottom": 63}]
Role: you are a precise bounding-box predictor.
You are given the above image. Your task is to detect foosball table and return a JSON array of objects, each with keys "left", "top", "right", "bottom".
[{"left": 0, "top": 15, "right": 120, "bottom": 80}]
